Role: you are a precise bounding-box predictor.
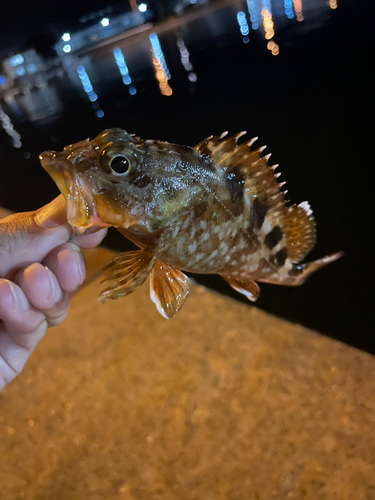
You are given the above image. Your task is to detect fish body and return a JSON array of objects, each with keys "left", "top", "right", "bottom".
[{"left": 40, "top": 128, "right": 341, "bottom": 318}]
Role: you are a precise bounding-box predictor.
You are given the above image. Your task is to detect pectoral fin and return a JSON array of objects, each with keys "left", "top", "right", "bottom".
[
  {"left": 150, "top": 261, "right": 190, "bottom": 319},
  {"left": 221, "top": 275, "right": 260, "bottom": 302},
  {"left": 98, "top": 249, "right": 157, "bottom": 303}
]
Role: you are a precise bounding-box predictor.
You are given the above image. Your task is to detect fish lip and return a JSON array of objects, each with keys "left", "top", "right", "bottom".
[{"left": 39, "top": 150, "right": 102, "bottom": 232}]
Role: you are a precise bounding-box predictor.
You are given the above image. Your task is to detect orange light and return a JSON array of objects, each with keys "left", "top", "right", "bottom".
[{"left": 151, "top": 53, "right": 173, "bottom": 96}]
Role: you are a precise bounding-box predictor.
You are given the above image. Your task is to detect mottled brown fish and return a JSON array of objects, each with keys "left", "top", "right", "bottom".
[{"left": 39, "top": 128, "right": 342, "bottom": 318}]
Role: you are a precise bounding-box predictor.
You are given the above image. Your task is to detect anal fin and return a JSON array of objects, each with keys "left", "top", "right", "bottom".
[
  {"left": 150, "top": 261, "right": 190, "bottom": 319},
  {"left": 221, "top": 276, "right": 260, "bottom": 302},
  {"left": 98, "top": 249, "right": 157, "bottom": 303}
]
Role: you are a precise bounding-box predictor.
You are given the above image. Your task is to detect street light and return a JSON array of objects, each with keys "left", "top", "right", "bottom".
[
  {"left": 62, "top": 33, "right": 71, "bottom": 42},
  {"left": 138, "top": 3, "right": 147, "bottom": 12},
  {"left": 100, "top": 18, "right": 110, "bottom": 26}
]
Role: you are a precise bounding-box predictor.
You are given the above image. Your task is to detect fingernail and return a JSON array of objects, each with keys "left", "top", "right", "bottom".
[
  {"left": 8, "top": 281, "right": 29, "bottom": 311},
  {"left": 34, "top": 195, "right": 66, "bottom": 229},
  {"left": 46, "top": 268, "right": 61, "bottom": 302},
  {"left": 75, "top": 249, "right": 86, "bottom": 286}
]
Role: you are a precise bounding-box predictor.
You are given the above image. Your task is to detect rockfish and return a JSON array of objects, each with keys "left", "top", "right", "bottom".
[{"left": 39, "top": 128, "right": 342, "bottom": 318}]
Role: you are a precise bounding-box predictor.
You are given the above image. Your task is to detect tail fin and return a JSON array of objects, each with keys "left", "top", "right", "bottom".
[
  {"left": 286, "top": 252, "right": 344, "bottom": 286},
  {"left": 258, "top": 252, "right": 343, "bottom": 286},
  {"left": 283, "top": 201, "right": 316, "bottom": 262}
]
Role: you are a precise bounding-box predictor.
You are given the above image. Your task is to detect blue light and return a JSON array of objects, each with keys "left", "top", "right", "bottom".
[
  {"left": 113, "top": 47, "right": 136, "bottom": 93},
  {"left": 284, "top": 0, "right": 294, "bottom": 18},
  {"left": 262, "top": 0, "right": 272, "bottom": 15},
  {"left": 246, "top": 0, "right": 259, "bottom": 30},
  {"left": 16, "top": 67, "right": 25, "bottom": 76},
  {"left": 0, "top": 76, "right": 6, "bottom": 85},
  {"left": 88, "top": 92, "right": 98, "bottom": 102},
  {"left": 9, "top": 54, "right": 24, "bottom": 67},
  {"left": 27, "top": 64, "right": 37, "bottom": 74},
  {"left": 237, "top": 12, "right": 250, "bottom": 37},
  {"left": 63, "top": 44, "right": 72, "bottom": 53},
  {"left": 96, "top": 109, "right": 104, "bottom": 118},
  {"left": 129, "top": 86, "right": 137, "bottom": 95}
]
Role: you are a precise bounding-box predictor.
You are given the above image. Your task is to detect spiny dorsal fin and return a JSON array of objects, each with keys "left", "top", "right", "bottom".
[
  {"left": 283, "top": 202, "right": 316, "bottom": 262},
  {"left": 195, "top": 131, "right": 264, "bottom": 167},
  {"left": 196, "top": 132, "right": 317, "bottom": 263}
]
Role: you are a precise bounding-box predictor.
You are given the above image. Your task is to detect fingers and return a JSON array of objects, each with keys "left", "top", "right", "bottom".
[
  {"left": 13, "top": 262, "right": 72, "bottom": 326},
  {"left": 0, "top": 208, "right": 71, "bottom": 279},
  {"left": 0, "top": 280, "right": 45, "bottom": 337},
  {"left": 0, "top": 279, "right": 48, "bottom": 389},
  {"left": 42, "top": 242, "right": 86, "bottom": 292},
  {"left": 70, "top": 227, "right": 108, "bottom": 249}
]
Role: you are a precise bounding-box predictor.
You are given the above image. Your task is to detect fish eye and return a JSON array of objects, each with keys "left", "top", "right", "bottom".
[
  {"left": 100, "top": 142, "right": 137, "bottom": 178},
  {"left": 109, "top": 155, "right": 131, "bottom": 175}
]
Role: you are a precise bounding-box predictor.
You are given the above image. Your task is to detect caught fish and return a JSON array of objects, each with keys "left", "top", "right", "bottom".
[{"left": 39, "top": 128, "right": 342, "bottom": 318}]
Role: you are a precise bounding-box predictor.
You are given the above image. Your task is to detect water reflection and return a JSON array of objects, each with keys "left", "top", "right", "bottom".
[
  {"left": 150, "top": 32, "right": 173, "bottom": 96},
  {"left": 237, "top": 11, "right": 250, "bottom": 43},
  {"left": 113, "top": 47, "right": 137, "bottom": 95},
  {"left": 0, "top": 0, "right": 341, "bottom": 139},
  {"left": 328, "top": 0, "right": 337, "bottom": 9},
  {"left": 292, "top": 0, "right": 304, "bottom": 21},
  {"left": 0, "top": 104, "right": 22, "bottom": 148},
  {"left": 284, "top": 0, "right": 295, "bottom": 19},
  {"left": 261, "top": 5, "right": 275, "bottom": 41},
  {"left": 176, "top": 37, "right": 197, "bottom": 84},
  {"left": 246, "top": 0, "right": 260, "bottom": 29}
]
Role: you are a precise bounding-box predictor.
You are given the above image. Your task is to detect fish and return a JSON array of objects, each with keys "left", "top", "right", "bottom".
[{"left": 39, "top": 128, "right": 342, "bottom": 319}]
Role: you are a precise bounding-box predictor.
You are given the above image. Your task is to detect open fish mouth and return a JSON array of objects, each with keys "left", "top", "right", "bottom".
[{"left": 39, "top": 150, "right": 102, "bottom": 234}]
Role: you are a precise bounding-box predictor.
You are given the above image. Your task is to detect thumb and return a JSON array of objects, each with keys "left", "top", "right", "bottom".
[{"left": 0, "top": 196, "right": 72, "bottom": 278}]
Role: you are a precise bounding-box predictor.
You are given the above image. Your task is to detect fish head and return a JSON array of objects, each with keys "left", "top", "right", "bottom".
[{"left": 40, "top": 128, "right": 199, "bottom": 234}]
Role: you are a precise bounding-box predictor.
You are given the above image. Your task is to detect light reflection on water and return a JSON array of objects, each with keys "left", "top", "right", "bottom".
[{"left": 0, "top": 0, "right": 339, "bottom": 146}]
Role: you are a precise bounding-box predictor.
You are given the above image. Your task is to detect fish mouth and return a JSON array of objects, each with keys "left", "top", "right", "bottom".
[{"left": 39, "top": 150, "right": 104, "bottom": 234}]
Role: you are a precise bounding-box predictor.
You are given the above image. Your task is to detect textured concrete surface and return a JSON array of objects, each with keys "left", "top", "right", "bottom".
[{"left": 1, "top": 207, "right": 375, "bottom": 499}]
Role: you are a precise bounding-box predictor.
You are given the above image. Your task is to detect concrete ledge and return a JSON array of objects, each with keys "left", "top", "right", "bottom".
[{"left": 1, "top": 207, "right": 375, "bottom": 498}]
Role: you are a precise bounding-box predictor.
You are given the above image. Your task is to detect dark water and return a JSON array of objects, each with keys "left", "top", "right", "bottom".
[{"left": 1, "top": 0, "right": 374, "bottom": 352}]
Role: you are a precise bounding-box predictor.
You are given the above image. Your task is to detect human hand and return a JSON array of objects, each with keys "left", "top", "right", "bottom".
[{"left": 0, "top": 195, "right": 107, "bottom": 390}]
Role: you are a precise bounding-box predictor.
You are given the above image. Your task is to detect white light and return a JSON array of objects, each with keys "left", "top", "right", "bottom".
[
  {"left": 100, "top": 17, "right": 110, "bottom": 26},
  {"left": 62, "top": 33, "right": 71, "bottom": 42},
  {"left": 63, "top": 44, "right": 72, "bottom": 53},
  {"left": 138, "top": 3, "right": 147, "bottom": 12}
]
